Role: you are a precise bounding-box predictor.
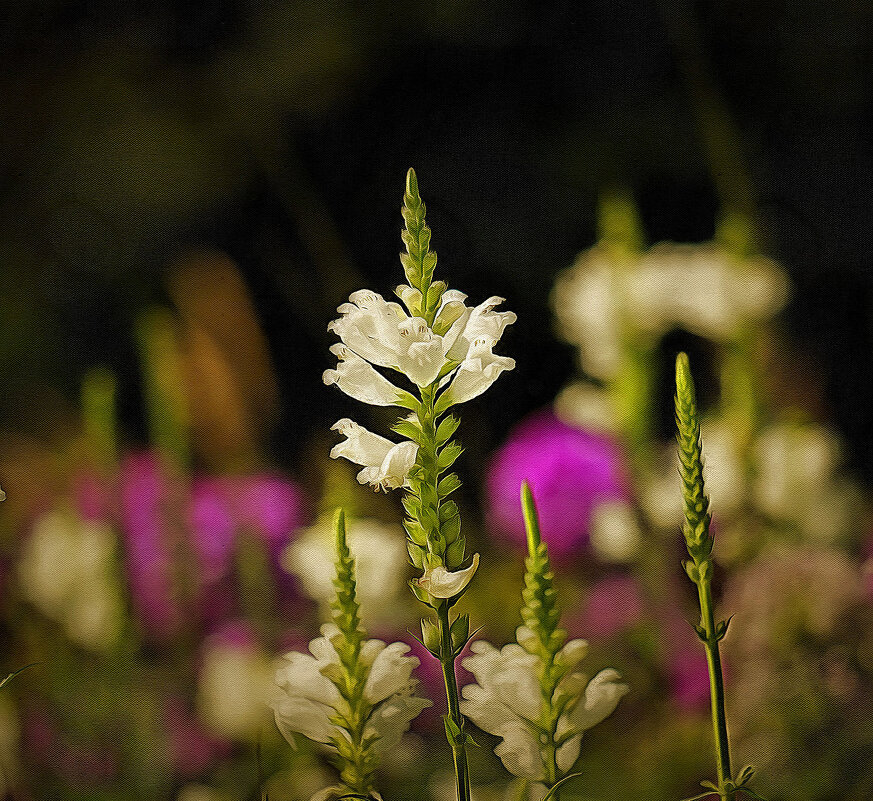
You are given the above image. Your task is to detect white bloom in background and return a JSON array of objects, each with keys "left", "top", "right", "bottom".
[
  {"left": 700, "top": 420, "right": 746, "bottom": 517},
  {"left": 554, "top": 382, "right": 617, "bottom": 434},
  {"left": 330, "top": 418, "right": 418, "bottom": 491},
  {"left": 283, "top": 517, "right": 408, "bottom": 623},
  {"left": 460, "top": 638, "right": 628, "bottom": 781},
  {"left": 18, "top": 510, "right": 123, "bottom": 651},
  {"left": 197, "top": 629, "right": 275, "bottom": 740},
  {"left": 271, "top": 623, "right": 431, "bottom": 754},
  {"left": 625, "top": 244, "right": 789, "bottom": 341},
  {"left": 552, "top": 248, "right": 624, "bottom": 380},
  {"left": 589, "top": 500, "right": 641, "bottom": 562},
  {"left": 417, "top": 553, "right": 480, "bottom": 598}
]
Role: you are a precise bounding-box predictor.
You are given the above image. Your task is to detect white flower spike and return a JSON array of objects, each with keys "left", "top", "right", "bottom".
[
  {"left": 272, "top": 623, "right": 431, "bottom": 752},
  {"left": 442, "top": 337, "right": 516, "bottom": 407},
  {"left": 330, "top": 419, "right": 418, "bottom": 491},
  {"left": 417, "top": 553, "right": 480, "bottom": 599},
  {"left": 460, "top": 639, "right": 628, "bottom": 782}
]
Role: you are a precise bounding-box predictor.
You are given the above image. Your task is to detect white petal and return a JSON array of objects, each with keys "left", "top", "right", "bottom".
[
  {"left": 330, "top": 419, "right": 393, "bottom": 467},
  {"left": 274, "top": 652, "right": 341, "bottom": 707},
  {"left": 445, "top": 296, "right": 516, "bottom": 361},
  {"left": 417, "top": 553, "right": 479, "bottom": 598},
  {"left": 376, "top": 441, "right": 418, "bottom": 490},
  {"left": 569, "top": 668, "right": 628, "bottom": 732},
  {"left": 366, "top": 688, "right": 432, "bottom": 753},
  {"left": 364, "top": 641, "right": 418, "bottom": 704},
  {"left": 556, "top": 733, "right": 582, "bottom": 774},
  {"left": 492, "top": 721, "right": 544, "bottom": 781},
  {"left": 443, "top": 339, "right": 515, "bottom": 406},
  {"left": 271, "top": 694, "right": 336, "bottom": 746},
  {"left": 323, "top": 346, "right": 405, "bottom": 407}
]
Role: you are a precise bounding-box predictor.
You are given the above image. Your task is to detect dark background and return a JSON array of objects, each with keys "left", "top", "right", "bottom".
[{"left": 2, "top": 0, "right": 872, "bottom": 479}]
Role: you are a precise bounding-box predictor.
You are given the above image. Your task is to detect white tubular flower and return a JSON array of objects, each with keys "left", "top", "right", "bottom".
[
  {"left": 271, "top": 623, "right": 431, "bottom": 753},
  {"left": 460, "top": 639, "right": 628, "bottom": 782},
  {"left": 323, "top": 345, "right": 406, "bottom": 407},
  {"left": 330, "top": 419, "right": 418, "bottom": 491},
  {"left": 442, "top": 337, "right": 515, "bottom": 406},
  {"left": 445, "top": 296, "right": 516, "bottom": 361},
  {"left": 417, "top": 553, "right": 480, "bottom": 599}
]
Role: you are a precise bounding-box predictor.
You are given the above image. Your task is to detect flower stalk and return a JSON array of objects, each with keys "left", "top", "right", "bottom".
[
  {"left": 324, "top": 169, "right": 516, "bottom": 801},
  {"left": 675, "top": 352, "right": 736, "bottom": 801}
]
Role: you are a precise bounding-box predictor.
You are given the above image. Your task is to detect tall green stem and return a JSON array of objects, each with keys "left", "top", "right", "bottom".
[
  {"left": 698, "top": 574, "right": 732, "bottom": 799},
  {"left": 438, "top": 602, "right": 471, "bottom": 801}
]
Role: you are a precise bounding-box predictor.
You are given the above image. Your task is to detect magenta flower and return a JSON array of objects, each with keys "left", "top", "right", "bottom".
[
  {"left": 120, "top": 452, "right": 182, "bottom": 639},
  {"left": 486, "top": 408, "right": 630, "bottom": 555}
]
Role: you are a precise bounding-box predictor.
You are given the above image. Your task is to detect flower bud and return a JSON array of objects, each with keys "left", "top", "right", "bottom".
[{"left": 421, "top": 618, "right": 441, "bottom": 657}]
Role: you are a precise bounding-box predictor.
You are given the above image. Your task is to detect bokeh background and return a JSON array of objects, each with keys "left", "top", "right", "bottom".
[{"left": 2, "top": 1, "right": 873, "bottom": 800}]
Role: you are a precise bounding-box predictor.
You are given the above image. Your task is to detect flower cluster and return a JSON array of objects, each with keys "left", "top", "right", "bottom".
[
  {"left": 271, "top": 511, "right": 431, "bottom": 798},
  {"left": 324, "top": 289, "right": 515, "bottom": 491}
]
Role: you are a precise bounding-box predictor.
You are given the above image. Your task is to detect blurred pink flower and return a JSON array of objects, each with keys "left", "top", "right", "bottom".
[
  {"left": 164, "top": 696, "right": 230, "bottom": 778},
  {"left": 120, "top": 452, "right": 182, "bottom": 639},
  {"left": 664, "top": 612, "right": 714, "bottom": 712},
  {"left": 72, "top": 469, "right": 112, "bottom": 523},
  {"left": 577, "top": 574, "right": 645, "bottom": 639},
  {"left": 486, "top": 408, "right": 630, "bottom": 555}
]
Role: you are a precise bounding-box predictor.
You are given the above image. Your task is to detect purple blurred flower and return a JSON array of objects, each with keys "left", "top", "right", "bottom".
[
  {"left": 120, "top": 452, "right": 182, "bottom": 639},
  {"left": 577, "top": 574, "right": 645, "bottom": 639},
  {"left": 73, "top": 469, "right": 111, "bottom": 523},
  {"left": 486, "top": 408, "right": 630, "bottom": 555},
  {"left": 164, "top": 695, "right": 230, "bottom": 777}
]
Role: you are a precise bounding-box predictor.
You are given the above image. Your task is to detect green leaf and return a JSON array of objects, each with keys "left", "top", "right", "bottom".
[
  {"left": 392, "top": 419, "right": 422, "bottom": 443},
  {"left": 542, "top": 772, "right": 585, "bottom": 801},
  {"left": 0, "top": 663, "right": 37, "bottom": 690},
  {"left": 438, "top": 472, "right": 462, "bottom": 497},
  {"left": 435, "top": 415, "right": 460, "bottom": 445},
  {"left": 437, "top": 442, "right": 463, "bottom": 472}
]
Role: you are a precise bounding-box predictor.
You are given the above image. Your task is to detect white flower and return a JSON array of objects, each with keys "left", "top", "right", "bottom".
[
  {"left": 326, "top": 288, "right": 515, "bottom": 396},
  {"left": 329, "top": 418, "right": 418, "bottom": 491},
  {"left": 197, "top": 631, "right": 275, "bottom": 740},
  {"left": 417, "top": 553, "right": 480, "bottom": 598},
  {"left": 272, "top": 624, "right": 431, "bottom": 753},
  {"left": 460, "top": 638, "right": 628, "bottom": 782},
  {"left": 284, "top": 517, "right": 408, "bottom": 623},
  {"left": 323, "top": 345, "right": 406, "bottom": 407},
  {"left": 444, "top": 296, "right": 517, "bottom": 361},
  {"left": 442, "top": 337, "right": 515, "bottom": 407},
  {"left": 18, "top": 510, "right": 123, "bottom": 651}
]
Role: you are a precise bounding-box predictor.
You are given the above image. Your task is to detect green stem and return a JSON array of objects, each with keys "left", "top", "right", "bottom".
[
  {"left": 438, "top": 603, "right": 471, "bottom": 801},
  {"left": 697, "top": 576, "right": 733, "bottom": 801}
]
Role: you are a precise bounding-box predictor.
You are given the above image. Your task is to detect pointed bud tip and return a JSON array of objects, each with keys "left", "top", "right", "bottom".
[
  {"left": 520, "top": 481, "right": 542, "bottom": 555},
  {"left": 406, "top": 168, "right": 419, "bottom": 199},
  {"left": 333, "top": 507, "right": 347, "bottom": 550},
  {"left": 675, "top": 352, "right": 693, "bottom": 394}
]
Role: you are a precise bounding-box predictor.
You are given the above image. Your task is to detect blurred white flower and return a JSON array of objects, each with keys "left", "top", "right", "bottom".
[
  {"left": 417, "top": 553, "right": 480, "bottom": 599},
  {"left": 552, "top": 248, "right": 624, "bottom": 380},
  {"left": 589, "top": 501, "right": 641, "bottom": 562},
  {"left": 553, "top": 382, "right": 617, "bottom": 434},
  {"left": 625, "top": 244, "right": 789, "bottom": 340},
  {"left": 18, "top": 510, "right": 123, "bottom": 651},
  {"left": 460, "top": 637, "right": 628, "bottom": 782},
  {"left": 271, "top": 623, "right": 431, "bottom": 754},
  {"left": 330, "top": 419, "right": 418, "bottom": 491},
  {"left": 552, "top": 242, "right": 789, "bottom": 380},
  {"left": 283, "top": 516, "right": 408, "bottom": 623},
  {"left": 196, "top": 627, "right": 274, "bottom": 740},
  {"left": 752, "top": 422, "right": 860, "bottom": 543},
  {"left": 700, "top": 420, "right": 746, "bottom": 517}
]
